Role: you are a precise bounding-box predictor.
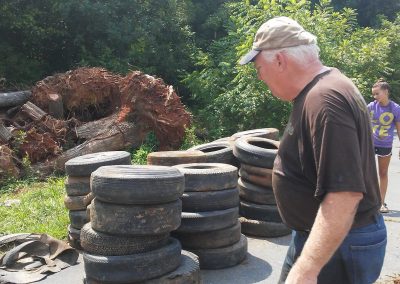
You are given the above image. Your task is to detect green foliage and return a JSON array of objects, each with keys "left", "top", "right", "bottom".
[
  {"left": 0, "top": 176, "right": 68, "bottom": 240},
  {"left": 0, "top": 0, "right": 196, "bottom": 90},
  {"left": 130, "top": 132, "right": 158, "bottom": 165},
  {"left": 179, "top": 126, "right": 206, "bottom": 150},
  {"left": 183, "top": 0, "right": 399, "bottom": 139}
]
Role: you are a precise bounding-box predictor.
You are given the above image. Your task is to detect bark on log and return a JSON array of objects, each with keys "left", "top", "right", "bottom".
[
  {"left": 76, "top": 113, "right": 119, "bottom": 140},
  {"left": 32, "top": 121, "right": 149, "bottom": 176},
  {"left": 21, "top": 102, "right": 47, "bottom": 121},
  {"left": 48, "top": 93, "right": 64, "bottom": 119},
  {"left": 0, "top": 91, "right": 32, "bottom": 108},
  {"left": 0, "top": 121, "right": 12, "bottom": 143}
]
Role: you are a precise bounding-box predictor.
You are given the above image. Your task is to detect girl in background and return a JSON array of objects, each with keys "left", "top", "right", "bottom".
[{"left": 368, "top": 79, "right": 400, "bottom": 213}]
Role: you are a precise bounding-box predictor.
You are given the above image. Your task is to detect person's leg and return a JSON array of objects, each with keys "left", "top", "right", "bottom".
[{"left": 377, "top": 154, "right": 391, "bottom": 207}]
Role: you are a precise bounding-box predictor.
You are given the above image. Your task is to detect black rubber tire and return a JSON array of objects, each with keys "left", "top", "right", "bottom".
[
  {"left": 239, "top": 201, "right": 282, "bottom": 222},
  {"left": 91, "top": 165, "right": 184, "bottom": 205},
  {"left": 240, "top": 163, "right": 273, "bottom": 176},
  {"left": 65, "top": 176, "right": 91, "bottom": 196},
  {"left": 176, "top": 207, "right": 238, "bottom": 233},
  {"left": 65, "top": 151, "right": 131, "bottom": 177},
  {"left": 67, "top": 233, "right": 82, "bottom": 250},
  {"left": 233, "top": 137, "right": 279, "bottom": 168},
  {"left": 238, "top": 178, "right": 276, "bottom": 205},
  {"left": 181, "top": 187, "right": 239, "bottom": 212},
  {"left": 147, "top": 150, "right": 206, "bottom": 166},
  {"left": 173, "top": 221, "right": 241, "bottom": 249},
  {"left": 80, "top": 223, "right": 169, "bottom": 256},
  {"left": 239, "top": 217, "right": 291, "bottom": 238},
  {"left": 91, "top": 199, "right": 182, "bottom": 236},
  {"left": 173, "top": 163, "right": 238, "bottom": 192},
  {"left": 83, "top": 238, "right": 181, "bottom": 283},
  {"left": 84, "top": 250, "right": 201, "bottom": 284},
  {"left": 239, "top": 168, "right": 272, "bottom": 187},
  {"left": 69, "top": 210, "right": 90, "bottom": 229},
  {"left": 190, "top": 234, "right": 247, "bottom": 270},
  {"left": 188, "top": 141, "right": 237, "bottom": 165},
  {"left": 64, "top": 192, "right": 94, "bottom": 210},
  {"left": 231, "top": 128, "right": 279, "bottom": 141},
  {"left": 67, "top": 225, "right": 81, "bottom": 239}
]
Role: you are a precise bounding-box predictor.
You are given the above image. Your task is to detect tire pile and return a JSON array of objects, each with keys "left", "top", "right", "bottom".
[
  {"left": 81, "top": 165, "right": 200, "bottom": 283},
  {"left": 172, "top": 163, "right": 247, "bottom": 269},
  {"left": 64, "top": 151, "right": 132, "bottom": 249},
  {"left": 233, "top": 137, "right": 291, "bottom": 238}
]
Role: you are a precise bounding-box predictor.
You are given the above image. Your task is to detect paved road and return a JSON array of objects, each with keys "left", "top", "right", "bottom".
[{"left": 41, "top": 137, "right": 400, "bottom": 284}]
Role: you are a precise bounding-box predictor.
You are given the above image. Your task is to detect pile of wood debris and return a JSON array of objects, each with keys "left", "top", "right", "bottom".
[{"left": 0, "top": 67, "right": 191, "bottom": 180}]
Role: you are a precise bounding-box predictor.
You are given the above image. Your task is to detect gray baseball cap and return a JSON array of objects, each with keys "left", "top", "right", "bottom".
[{"left": 239, "top": 16, "right": 316, "bottom": 65}]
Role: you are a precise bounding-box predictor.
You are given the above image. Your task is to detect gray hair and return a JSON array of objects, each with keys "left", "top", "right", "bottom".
[{"left": 261, "top": 43, "right": 320, "bottom": 66}]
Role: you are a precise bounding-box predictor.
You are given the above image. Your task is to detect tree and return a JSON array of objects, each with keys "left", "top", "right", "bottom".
[{"left": 183, "top": 0, "right": 398, "bottom": 138}]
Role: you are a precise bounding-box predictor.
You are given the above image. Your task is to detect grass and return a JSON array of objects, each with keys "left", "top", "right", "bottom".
[{"left": 0, "top": 176, "right": 69, "bottom": 240}]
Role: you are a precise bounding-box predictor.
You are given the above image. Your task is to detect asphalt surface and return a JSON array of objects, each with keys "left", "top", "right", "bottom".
[{"left": 39, "top": 137, "right": 400, "bottom": 284}]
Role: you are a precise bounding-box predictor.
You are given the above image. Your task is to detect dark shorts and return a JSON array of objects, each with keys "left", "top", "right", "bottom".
[{"left": 375, "top": 147, "right": 392, "bottom": 157}]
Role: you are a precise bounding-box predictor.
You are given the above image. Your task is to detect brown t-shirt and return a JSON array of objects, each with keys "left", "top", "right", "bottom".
[{"left": 272, "top": 68, "right": 381, "bottom": 231}]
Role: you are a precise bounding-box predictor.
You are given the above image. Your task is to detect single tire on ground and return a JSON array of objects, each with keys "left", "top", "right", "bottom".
[
  {"left": 69, "top": 210, "right": 90, "bottom": 229},
  {"left": 239, "top": 217, "right": 291, "bottom": 238},
  {"left": 65, "top": 176, "right": 91, "bottom": 196},
  {"left": 65, "top": 151, "right": 131, "bottom": 177},
  {"left": 91, "top": 165, "right": 184, "bottom": 205},
  {"left": 239, "top": 168, "right": 272, "bottom": 188},
  {"left": 176, "top": 207, "right": 238, "bottom": 233},
  {"left": 181, "top": 187, "right": 239, "bottom": 212},
  {"left": 190, "top": 234, "right": 247, "bottom": 270},
  {"left": 91, "top": 199, "right": 182, "bottom": 236},
  {"left": 238, "top": 178, "right": 275, "bottom": 205},
  {"left": 80, "top": 223, "right": 169, "bottom": 256},
  {"left": 147, "top": 150, "right": 206, "bottom": 166},
  {"left": 64, "top": 192, "right": 94, "bottom": 210},
  {"left": 231, "top": 128, "right": 279, "bottom": 141},
  {"left": 233, "top": 137, "right": 279, "bottom": 168},
  {"left": 188, "top": 141, "right": 237, "bottom": 165},
  {"left": 239, "top": 201, "right": 282, "bottom": 223},
  {"left": 84, "top": 250, "right": 201, "bottom": 284},
  {"left": 173, "top": 221, "right": 241, "bottom": 249},
  {"left": 173, "top": 163, "right": 238, "bottom": 192},
  {"left": 83, "top": 238, "right": 181, "bottom": 283}
]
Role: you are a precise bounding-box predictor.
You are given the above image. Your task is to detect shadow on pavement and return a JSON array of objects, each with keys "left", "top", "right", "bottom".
[
  {"left": 201, "top": 252, "right": 272, "bottom": 284},
  {"left": 383, "top": 210, "right": 400, "bottom": 218}
]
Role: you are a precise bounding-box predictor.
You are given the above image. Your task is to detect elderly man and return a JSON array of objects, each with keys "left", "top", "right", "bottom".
[{"left": 240, "top": 17, "right": 386, "bottom": 284}]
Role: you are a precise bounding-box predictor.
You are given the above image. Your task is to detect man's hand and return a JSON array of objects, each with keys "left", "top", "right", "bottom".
[{"left": 285, "top": 261, "right": 318, "bottom": 284}]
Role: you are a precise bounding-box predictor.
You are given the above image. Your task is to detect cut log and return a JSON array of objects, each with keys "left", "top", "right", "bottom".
[
  {"left": 32, "top": 121, "right": 149, "bottom": 176},
  {"left": 76, "top": 113, "right": 119, "bottom": 140},
  {"left": 0, "top": 91, "right": 31, "bottom": 108},
  {"left": 21, "top": 102, "right": 47, "bottom": 121},
  {"left": 48, "top": 93, "right": 64, "bottom": 119},
  {"left": 0, "top": 121, "right": 12, "bottom": 143}
]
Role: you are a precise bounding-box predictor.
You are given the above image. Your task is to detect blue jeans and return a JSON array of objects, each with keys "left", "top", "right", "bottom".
[{"left": 278, "top": 214, "right": 387, "bottom": 284}]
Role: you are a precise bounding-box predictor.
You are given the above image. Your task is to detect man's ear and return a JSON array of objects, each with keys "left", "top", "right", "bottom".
[{"left": 275, "top": 52, "right": 286, "bottom": 72}]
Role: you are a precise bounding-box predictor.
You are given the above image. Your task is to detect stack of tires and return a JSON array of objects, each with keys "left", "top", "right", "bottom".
[
  {"left": 64, "top": 151, "right": 132, "bottom": 249},
  {"left": 81, "top": 165, "right": 201, "bottom": 283},
  {"left": 233, "top": 137, "right": 291, "bottom": 238},
  {"left": 172, "top": 163, "right": 248, "bottom": 269}
]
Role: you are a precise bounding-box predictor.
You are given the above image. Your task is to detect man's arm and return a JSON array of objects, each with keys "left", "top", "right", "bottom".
[{"left": 285, "top": 191, "right": 363, "bottom": 284}]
